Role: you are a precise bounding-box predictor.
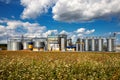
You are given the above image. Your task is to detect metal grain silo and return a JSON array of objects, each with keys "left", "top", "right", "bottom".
[
  {"left": 80, "top": 39, "right": 83, "bottom": 52},
  {"left": 76, "top": 43, "right": 79, "bottom": 51},
  {"left": 11, "top": 41, "right": 21, "bottom": 51},
  {"left": 84, "top": 37, "right": 88, "bottom": 51},
  {"left": 88, "top": 37, "right": 95, "bottom": 51},
  {"left": 111, "top": 38, "right": 115, "bottom": 51},
  {"left": 94, "top": 38, "right": 98, "bottom": 51},
  {"left": 88, "top": 38, "right": 92, "bottom": 51},
  {"left": 61, "top": 38, "right": 65, "bottom": 51},
  {"left": 107, "top": 37, "right": 115, "bottom": 52},
  {"left": 91, "top": 37, "right": 95, "bottom": 51},
  {"left": 7, "top": 40, "right": 11, "bottom": 50},
  {"left": 98, "top": 37, "right": 103, "bottom": 51},
  {"left": 23, "top": 41, "right": 29, "bottom": 50}
]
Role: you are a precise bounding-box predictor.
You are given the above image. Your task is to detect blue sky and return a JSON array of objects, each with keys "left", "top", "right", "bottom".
[{"left": 0, "top": 0, "right": 120, "bottom": 43}]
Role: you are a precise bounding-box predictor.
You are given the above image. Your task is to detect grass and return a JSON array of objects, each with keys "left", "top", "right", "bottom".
[{"left": 0, "top": 51, "right": 120, "bottom": 80}]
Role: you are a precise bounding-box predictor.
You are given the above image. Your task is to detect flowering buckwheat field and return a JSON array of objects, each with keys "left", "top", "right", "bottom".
[{"left": 0, "top": 51, "right": 120, "bottom": 80}]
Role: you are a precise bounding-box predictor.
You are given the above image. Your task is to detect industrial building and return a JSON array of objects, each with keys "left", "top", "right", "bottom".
[
  {"left": 47, "top": 35, "right": 59, "bottom": 51},
  {"left": 7, "top": 34, "right": 117, "bottom": 52}
]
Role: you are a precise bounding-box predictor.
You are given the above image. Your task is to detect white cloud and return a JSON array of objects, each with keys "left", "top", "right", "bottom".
[
  {"left": 0, "top": 19, "right": 46, "bottom": 42},
  {"left": 0, "top": 25, "right": 6, "bottom": 36},
  {"left": 75, "top": 28, "right": 95, "bottom": 34},
  {"left": 0, "top": 19, "right": 95, "bottom": 43},
  {"left": 20, "top": 0, "right": 57, "bottom": 19},
  {"left": 85, "top": 29, "right": 95, "bottom": 34},
  {"left": 52, "top": 0, "right": 120, "bottom": 22},
  {"left": 60, "top": 30, "right": 69, "bottom": 35},
  {"left": 77, "top": 34, "right": 83, "bottom": 37},
  {"left": 76, "top": 28, "right": 85, "bottom": 33},
  {"left": 71, "top": 35, "right": 77, "bottom": 43},
  {"left": 59, "top": 28, "right": 95, "bottom": 43},
  {"left": 43, "top": 30, "right": 58, "bottom": 37},
  {"left": 75, "top": 28, "right": 95, "bottom": 41}
]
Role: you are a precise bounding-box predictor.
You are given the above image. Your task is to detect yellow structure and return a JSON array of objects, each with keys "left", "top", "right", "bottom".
[
  {"left": 66, "top": 48, "right": 75, "bottom": 51},
  {"left": 33, "top": 48, "right": 39, "bottom": 51},
  {"left": 28, "top": 44, "right": 33, "bottom": 50}
]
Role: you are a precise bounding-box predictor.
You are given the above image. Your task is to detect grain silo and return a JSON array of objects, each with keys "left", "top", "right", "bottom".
[
  {"left": 12, "top": 41, "right": 21, "bottom": 51},
  {"left": 91, "top": 37, "right": 95, "bottom": 51},
  {"left": 23, "top": 41, "right": 29, "bottom": 50},
  {"left": 98, "top": 37, "right": 104, "bottom": 51},
  {"left": 7, "top": 40, "right": 11, "bottom": 50},
  {"left": 76, "top": 38, "right": 80, "bottom": 51},
  {"left": 84, "top": 37, "right": 89, "bottom": 51},
  {"left": 107, "top": 37, "right": 115, "bottom": 52},
  {"left": 7, "top": 38, "right": 22, "bottom": 51},
  {"left": 76, "top": 43, "right": 79, "bottom": 51},
  {"left": 80, "top": 39, "right": 84, "bottom": 52}
]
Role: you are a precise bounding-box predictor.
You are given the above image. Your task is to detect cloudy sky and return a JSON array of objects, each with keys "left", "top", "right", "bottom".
[{"left": 0, "top": 0, "right": 120, "bottom": 43}]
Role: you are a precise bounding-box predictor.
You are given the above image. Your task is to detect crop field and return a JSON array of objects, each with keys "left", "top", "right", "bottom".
[{"left": 0, "top": 51, "right": 120, "bottom": 80}]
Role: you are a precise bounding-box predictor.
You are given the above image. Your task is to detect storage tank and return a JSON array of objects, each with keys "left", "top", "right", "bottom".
[
  {"left": 7, "top": 40, "right": 11, "bottom": 50},
  {"left": 91, "top": 37, "right": 95, "bottom": 51},
  {"left": 88, "top": 38, "right": 92, "bottom": 51},
  {"left": 80, "top": 39, "right": 83, "bottom": 52},
  {"left": 98, "top": 37, "right": 103, "bottom": 51},
  {"left": 76, "top": 43, "right": 79, "bottom": 51},
  {"left": 61, "top": 38, "right": 65, "bottom": 51},
  {"left": 23, "top": 41, "right": 29, "bottom": 50},
  {"left": 11, "top": 41, "right": 21, "bottom": 51},
  {"left": 84, "top": 37, "right": 88, "bottom": 51},
  {"left": 94, "top": 38, "right": 98, "bottom": 51},
  {"left": 76, "top": 38, "right": 84, "bottom": 52},
  {"left": 87, "top": 37, "right": 95, "bottom": 51},
  {"left": 107, "top": 37, "right": 115, "bottom": 52},
  {"left": 7, "top": 38, "right": 23, "bottom": 51}
]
